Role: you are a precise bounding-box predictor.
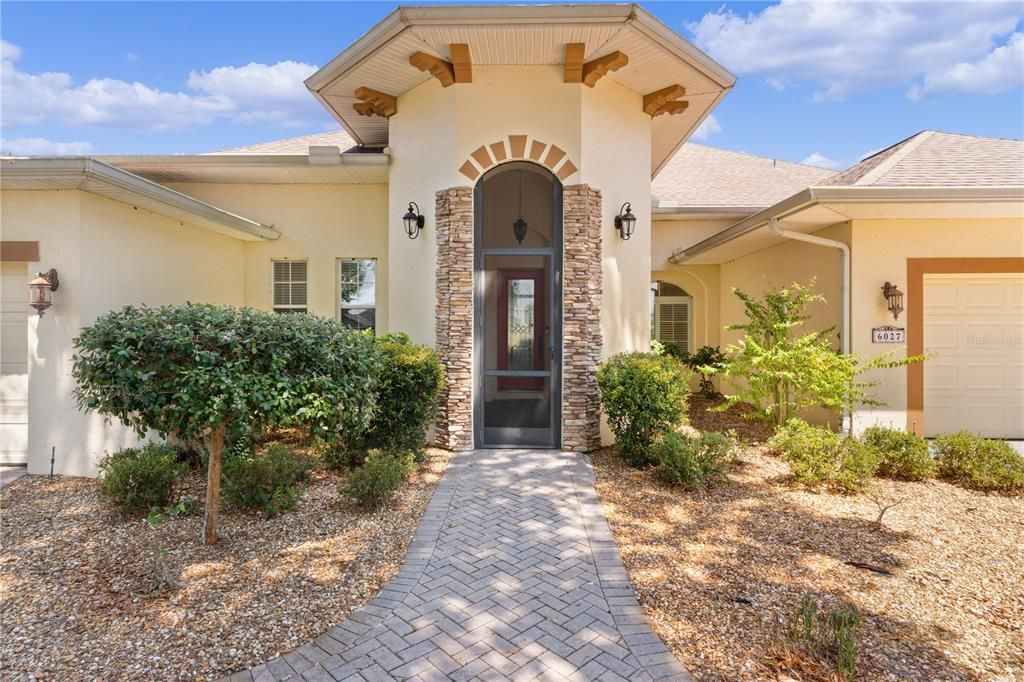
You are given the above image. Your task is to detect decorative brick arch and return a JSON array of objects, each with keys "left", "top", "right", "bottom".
[{"left": 458, "top": 135, "right": 579, "bottom": 183}]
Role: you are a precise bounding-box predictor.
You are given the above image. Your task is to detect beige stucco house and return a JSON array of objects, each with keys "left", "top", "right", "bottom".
[{"left": 1, "top": 4, "right": 1022, "bottom": 476}]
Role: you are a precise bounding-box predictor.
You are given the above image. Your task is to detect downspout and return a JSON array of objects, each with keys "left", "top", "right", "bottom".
[{"left": 768, "top": 219, "right": 852, "bottom": 432}]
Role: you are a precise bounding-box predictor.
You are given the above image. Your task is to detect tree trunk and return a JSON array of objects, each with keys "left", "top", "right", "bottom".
[{"left": 203, "top": 425, "right": 225, "bottom": 545}]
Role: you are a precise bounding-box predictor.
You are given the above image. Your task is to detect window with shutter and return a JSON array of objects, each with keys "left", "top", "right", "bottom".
[
  {"left": 654, "top": 295, "right": 693, "bottom": 353},
  {"left": 271, "top": 260, "right": 308, "bottom": 313}
]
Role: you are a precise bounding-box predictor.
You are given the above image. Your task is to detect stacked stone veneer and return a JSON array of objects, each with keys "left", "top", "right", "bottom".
[
  {"left": 434, "top": 182, "right": 603, "bottom": 453},
  {"left": 561, "top": 184, "right": 603, "bottom": 451},
  {"left": 434, "top": 187, "right": 475, "bottom": 451}
]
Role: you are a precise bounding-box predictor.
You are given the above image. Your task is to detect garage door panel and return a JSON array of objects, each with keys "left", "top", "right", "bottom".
[
  {"left": 924, "top": 273, "right": 1024, "bottom": 439},
  {"left": 0, "top": 263, "right": 29, "bottom": 464},
  {"left": 963, "top": 283, "right": 1008, "bottom": 308},
  {"left": 963, "top": 364, "right": 1007, "bottom": 390}
]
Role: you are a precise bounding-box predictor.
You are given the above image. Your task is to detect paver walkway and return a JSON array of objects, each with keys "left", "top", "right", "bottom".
[{"left": 226, "top": 450, "right": 691, "bottom": 681}]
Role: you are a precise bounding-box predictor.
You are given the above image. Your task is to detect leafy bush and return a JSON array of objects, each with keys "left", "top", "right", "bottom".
[
  {"left": 223, "top": 444, "right": 314, "bottom": 518},
  {"left": 932, "top": 431, "right": 1024, "bottom": 492},
  {"left": 769, "top": 419, "right": 878, "bottom": 492},
  {"left": 98, "top": 443, "right": 186, "bottom": 514},
  {"left": 677, "top": 346, "right": 726, "bottom": 399},
  {"left": 861, "top": 426, "right": 934, "bottom": 480},
  {"left": 361, "top": 334, "right": 445, "bottom": 457},
  {"left": 597, "top": 352, "right": 691, "bottom": 467},
  {"left": 73, "top": 303, "right": 381, "bottom": 543},
  {"left": 316, "top": 439, "right": 366, "bottom": 470},
  {"left": 345, "top": 449, "right": 416, "bottom": 507},
  {"left": 653, "top": 430, "right": 735, "bottom": 490}
]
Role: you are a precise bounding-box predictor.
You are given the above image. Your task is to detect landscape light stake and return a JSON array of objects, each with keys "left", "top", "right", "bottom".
[{"left": 49, "top": 446, "right": 55, "bottom": 480}]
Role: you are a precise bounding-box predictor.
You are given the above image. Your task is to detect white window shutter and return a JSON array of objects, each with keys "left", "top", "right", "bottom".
[{"left": 654, "top": 296, "right": 692, "bottom": 352}]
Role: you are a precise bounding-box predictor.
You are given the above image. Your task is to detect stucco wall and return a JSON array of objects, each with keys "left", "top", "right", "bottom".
[
  {"left": 1, "top": 189, "right": 245, "bottom": 476},
  {"left": 850, "top": 217, "right": 1024, "bottom": 432},
  {"left": 167, "top": 183, "right": 389, "bottom": 326}
]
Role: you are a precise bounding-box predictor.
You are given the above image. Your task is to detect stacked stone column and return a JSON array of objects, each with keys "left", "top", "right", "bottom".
[
  {"left": 434, "top": 187, "right": 475, "bottom": 451},
  {"left": 561, "top": 184, "right": 603, "bottom": 451}
]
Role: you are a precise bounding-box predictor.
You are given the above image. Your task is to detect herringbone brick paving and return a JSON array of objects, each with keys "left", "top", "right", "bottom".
[{"left": 223, "top": 450, "right": 691, "bottom": 681}]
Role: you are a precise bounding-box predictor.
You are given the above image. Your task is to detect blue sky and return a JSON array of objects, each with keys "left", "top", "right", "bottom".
[{"left": 2, "top": 1, "right": 1022, "bottom": 170}]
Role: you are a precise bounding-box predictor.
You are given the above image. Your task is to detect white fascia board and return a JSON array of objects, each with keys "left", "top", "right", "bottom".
[
  {"left": 1, "top": 157, "right": 280, "bottom": 241},
  {"left": 628, "top": 4, "right": 736, "bottom": 88},
  {"left": 98, "top": 153, "right": 390, "bottom": 168}
]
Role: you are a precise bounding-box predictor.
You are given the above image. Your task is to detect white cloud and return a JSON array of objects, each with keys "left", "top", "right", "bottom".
[
  {"left": 800, "top": 152, "right": 843, "bottom": 170},
  {"left": 909, "top": 31, "right": 1024, "bottom": 99},
  {"left": 1, "top": 42, "right": 320, "bottom": 132},
  {"left": 691, "top": 114, "right": 722, "bottom": 141},
  {"left": 0, "top": 136, "right": 95, "bottom": 156},
  {"left": 688, "top": 1, "right": 1023, "bottom": 101},
  {"left": 1, "top": 39, "right": 21, "bottom": 62}
]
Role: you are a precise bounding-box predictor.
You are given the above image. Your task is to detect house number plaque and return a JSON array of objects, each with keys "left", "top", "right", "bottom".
[{"left": 872, "top": 326, "right": 906, "bottom": 343}]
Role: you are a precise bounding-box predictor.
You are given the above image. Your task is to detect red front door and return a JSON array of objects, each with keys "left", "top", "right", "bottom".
[{"left": 497, "top": 269, "right": 545, "bottom": 391}]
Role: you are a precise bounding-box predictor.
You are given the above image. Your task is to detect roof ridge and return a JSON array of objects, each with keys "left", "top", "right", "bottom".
[
  {"left": 855, "top": 130, "right": 934, "bottom": 186},
  {"left": 684, "top": 142, "right": 830, "bottom": 171}
]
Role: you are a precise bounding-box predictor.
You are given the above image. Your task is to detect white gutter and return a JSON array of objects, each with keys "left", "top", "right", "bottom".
[{"left": 1, "top": 157, "right": 280, "bottom": 241}]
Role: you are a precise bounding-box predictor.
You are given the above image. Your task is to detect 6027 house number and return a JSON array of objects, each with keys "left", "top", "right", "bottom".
[{"left": 872, "top": 326, "right": 906, "bottom": 343}]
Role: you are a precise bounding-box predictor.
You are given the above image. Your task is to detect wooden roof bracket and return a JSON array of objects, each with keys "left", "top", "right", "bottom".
[
  {"left": 581, "top": 51, "right": 628, "bottom": 87},
  {"left": 409, "top": 51, "right": 456, "bottom": 87},
  {"left": 353, "top": 87, "right": 398, "bottom": 118},
  {"left": 564, "top": 43, "right": 585, "bottom": 83},
  {"left": 643, "top": 84, "right": 688, "bottom": 117},
  {"left": 450, "top": 43, "right": 472, "bottom": 83}
]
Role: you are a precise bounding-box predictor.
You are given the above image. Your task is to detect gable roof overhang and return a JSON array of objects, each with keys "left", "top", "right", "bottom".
[
  {"left": 99, "top": 151, "right": 389, "bottom": 185},
  {"left": 0, "top": 157, "right": 280, "bottom": 241},
  {"left": 670, "top": 185, "right": 1024, "bottom": 265},
  {"left": 305, "top": 3, "right": 735, "bottom": 176}
]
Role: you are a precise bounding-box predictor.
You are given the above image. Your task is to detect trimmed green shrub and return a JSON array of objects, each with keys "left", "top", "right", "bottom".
[
  {"left": 597, "top": 352, "right": 691, "bottom": 467},
  {"left": 861, "top": 426, "right": 934, "bottom": 480},
  {"left": 345, "top": 449, "right": 416, "bottom": 507},
  {"left": 361, "top": 334, "right": 445, "bottom": 457},
  {"left": 316, "top": 439, "right": 366, "bottom": 470},
  {"left": 73, "top": 303, "right": 381, "bottom": 544},
  {"left": 769, "top": 419, "right": 878, "bottom": 492},
  {"left": 933, "top": 431, "right": 1024, "bottom": 492},
  {"left": 653, "top": 431, "right": 735, "bottom": 490},
  {"left": 98, "top": 443, "right": 186, "bottom": 514},
  {"left": 223, "top": 444, "right": 314, "bottom": 518}
]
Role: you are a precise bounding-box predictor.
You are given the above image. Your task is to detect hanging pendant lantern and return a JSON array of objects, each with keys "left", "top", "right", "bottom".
[{"left": 512, "top": 168, "right": 528, "bottom": 244}]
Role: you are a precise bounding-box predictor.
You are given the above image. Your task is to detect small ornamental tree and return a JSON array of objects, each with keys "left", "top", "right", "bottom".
[
  {"left": 73, "top": 303, "right": 381, "bottom": 544},
  {"left": 719, "top": 281, "right": 922, "bottom": 427}
]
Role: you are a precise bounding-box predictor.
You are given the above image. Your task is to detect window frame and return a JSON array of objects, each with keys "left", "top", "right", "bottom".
[
  {"left": 336, "top": 257, "right": 377, "bottom": 331},
  {"left": 652, "top": 294, "right": 694, "bottom": 354},
  {"left": 270, "top": 258, "right": 309, "bottom": 314}
]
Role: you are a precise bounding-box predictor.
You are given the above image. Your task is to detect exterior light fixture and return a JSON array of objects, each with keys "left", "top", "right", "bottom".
[
  {"left": 403, "top": 202, "right": 425, "bottom": 239},
  {"left": 29, "top": 268, "right": 59, "bottom": 316},
  {"left": 615, "top": 202, "right": 636, "bottom": 240},
  {"left": 513, "top": 169, "right": 528, "bottom": 244},
  {"left": 882, "top": 281, "right": 904, "bottom": 321}
]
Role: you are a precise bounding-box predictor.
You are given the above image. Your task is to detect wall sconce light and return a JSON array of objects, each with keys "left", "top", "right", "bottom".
[
  {"left": 29, "top": 268, "right": 59, "bottom": 316},
  {"left": 615, "top": 202, "right": 636, "bottom": 240},
  {"left": 402, "top": 202, "right": 425, "bottom": 240},
  {"left": 882, "top": 281, "right": 904, "bottom": 321}
]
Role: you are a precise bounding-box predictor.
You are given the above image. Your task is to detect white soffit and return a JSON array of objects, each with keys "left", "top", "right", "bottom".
[
  {"left": 306, "top": 4, "right": 734, "bottom": 176},
  {"left": 0, "top": 157, "right": 279, "bottom": 241},
  {"left": 674, "top": 186, "right": 1024, "bottom": 265}
]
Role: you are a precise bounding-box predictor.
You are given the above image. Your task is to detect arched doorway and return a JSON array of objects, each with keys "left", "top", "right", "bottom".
[{"left": 474, "top": 161, "right": 563, "bottom": 447}]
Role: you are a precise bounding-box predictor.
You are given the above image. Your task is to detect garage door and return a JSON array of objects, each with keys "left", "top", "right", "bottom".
[
  {"left": 924, "top": 273, "right": 1024, "bottom": 438},
  {"left": 1, "top": 262, "right": 29, "bottom": 464}
]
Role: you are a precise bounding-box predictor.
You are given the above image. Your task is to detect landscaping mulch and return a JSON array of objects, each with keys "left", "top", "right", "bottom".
[
  {"left": 687, "top": 394, "right": 774, "bottom": 443},
  {"left": 590, "top": 418, "right": 1024, "bottom": 680},
  {"left": 0, "top": 448, "right": 449, "bottom": 681}
]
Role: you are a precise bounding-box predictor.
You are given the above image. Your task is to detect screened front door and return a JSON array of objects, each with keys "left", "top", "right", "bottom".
[{"left": 475, "top": 162, "right": 562, "bottom": 448}]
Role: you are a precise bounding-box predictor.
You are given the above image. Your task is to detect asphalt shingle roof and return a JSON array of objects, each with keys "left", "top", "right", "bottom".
[
  {"left": 820, "top": 131, "right": 1024, "bottom": 187},
  {"left": 652, "top": 143, "right": 833, "bottom": 209},
  {"left": 209, "top": 130, "right": 356, "bottom": 155}
]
